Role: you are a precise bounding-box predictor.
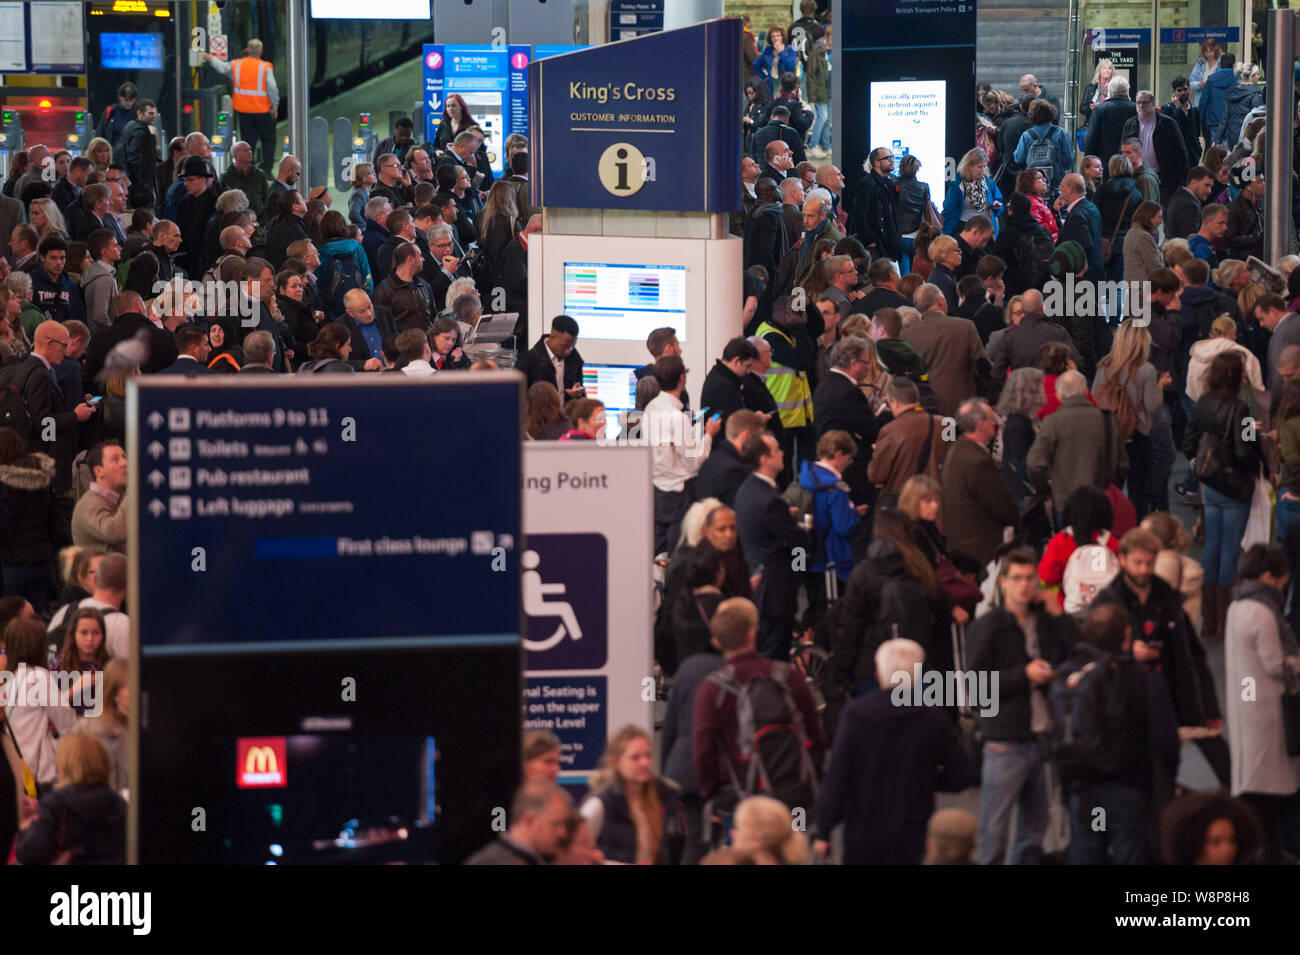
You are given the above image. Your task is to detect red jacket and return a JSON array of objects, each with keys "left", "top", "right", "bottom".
[{"left": 1039, "top": 528, "right": 1120, "bottom": 588}]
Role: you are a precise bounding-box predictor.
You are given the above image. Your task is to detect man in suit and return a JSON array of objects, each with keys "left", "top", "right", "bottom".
[
  {"left": 3, "top": 321, "right": 96, "bottom": 496},
  {"left": 1057, "top": 173, "right": 1105, "bottom": 280},
  {"left": 733, "top": 431, "right": 813, "bottom": 659},
  {"left": 426, "top": 223, "right": 471, "bottom": 313},
  {"left": 1121, "top": 89, "right": 1190, "bottom": 204},
  {"left": 758, "top": 138, "right": 795, "bottom": 185},
  {"left": 156, "top": 324, "right": 212, "bottom": 375},
  {"left": 942, "top": 399, "right": 1022, "bottom": 568},
  {"left": 900, "top": 283, "right": 987, "bottom": 417},
  {"left": 751, "top": 105, "right": 805, "bottom": 165},
  {"left": 263, "top": 154, "right": 302, "bottom": 222},
  {"left": 49, "top": 156, "right": 91, "bottom": 215},
  {"left": 2, "top": 206, "right": 30, "bottom": 268},
  {"left": 1164, "top": 166, "right": 1214, "bottom": 240},
  {"left": 66, "top": 183, "right": 114, "bottom": 242},
  {"left": 362, "top": 197, "right": 392, "bottom": 281},
  {"left": 338, "top": 289, "right": 394, "bottom": 370},
  {"left": 813, "top": 337, "right": 888, "bottom": 502},
  {"left": 1083, "top": 77, "right": 1137, "bottom": 174},
  {"left": 238, "top": 330, "right": 277, "bottom": 374},
  {"left": 1162, "top": 76, "right": 1202, "bottom": 171},
  {"left": 777, "top": 177, "right": 805, "bottom": 248},
  {"left": 1259, "top": 295, "right": 1300, "bottom": 396},
  {"left": 518, "top": 314, "right": 584, "bottom": 397},
  {"left": 696, "top": 409, "right": 766, "bottom": 507}
]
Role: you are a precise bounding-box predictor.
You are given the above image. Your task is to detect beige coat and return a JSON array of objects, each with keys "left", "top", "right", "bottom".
[{"left": 1225, "top": 590, "right": 1300, "bottom": 796}]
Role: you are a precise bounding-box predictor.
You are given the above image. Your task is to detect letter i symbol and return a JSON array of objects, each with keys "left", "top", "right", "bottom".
[{"left": 615, "top": 148, "right": 629, "bottom": 191}]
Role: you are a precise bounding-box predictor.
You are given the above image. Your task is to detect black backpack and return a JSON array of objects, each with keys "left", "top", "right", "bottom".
[
  {"left": 1048, "top": 647, "right": 1140, "bottom": 783},
  {"left": 1018, "top": 227, "right": 1055, "bottom": 290},
  {"left": 706, "top": 661, "right": 819, "bottom": 817},
  {"left": 320, "top": 251, "right": 363, "bottom": 318},
  {"left": 464, "top": 245, "right": 499, "bottom": 295},
  {"left": 0, "top": 362, "right": 40, "bottom": 448}
]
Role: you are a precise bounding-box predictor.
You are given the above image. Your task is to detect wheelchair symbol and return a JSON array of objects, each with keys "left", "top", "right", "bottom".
[{"left": 522, "top": 549, "right": 584, "bottom": 652}]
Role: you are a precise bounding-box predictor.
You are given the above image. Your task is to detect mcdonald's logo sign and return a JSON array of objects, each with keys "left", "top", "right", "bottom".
[{"left": 236, "top": 737, "right": 288, "bottom": 788}]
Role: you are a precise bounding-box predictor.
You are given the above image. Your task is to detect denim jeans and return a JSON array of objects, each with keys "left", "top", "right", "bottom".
[
  {"left": 900, "top": 235, "right": 914, "bottom": 276},
  {"left": 1201, "top": 483, "right": 1251, "bottom": 586},
  {"left": 809, "top": 102, "right": 831, "bottom": 150},
  {"left": 1277, "top": 493, "right": 1300, "bottom": 544},
  {"left": 978, "top": 738, "right": 1050, "bottom": 864},
  {"left": 1067, "top": 781, "right": 1149, "bottom": 864}
]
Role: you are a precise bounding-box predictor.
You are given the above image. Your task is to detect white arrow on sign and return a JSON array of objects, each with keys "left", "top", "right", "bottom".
[
  {"left": 148, "top": 470, "right": 164, "bottom": 488},
  {"left": 148, "top": 441, "right": 164, "bottom": 459},
  {"left": 148, "top": 499, "right": 165, "bottom": 517},
  {"left": 428, "top": 95, "right": 442, "bottom": 113},
  {"left": 147, "top": 411, "right": 164, "bottom": 429}
]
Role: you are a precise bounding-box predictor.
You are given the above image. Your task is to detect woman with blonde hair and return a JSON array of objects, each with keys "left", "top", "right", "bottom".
[
  {"left": 78, "top": 657, "right": 129, "bottom": 794},
  {"left": 84, "top": 137, "right": 113, "bottom": 171},
  {"left": 0, "top": 287, "right": 30, "bottom": 363},
  {"left": 1093, "top": 320, "right": 1169, "bottom": 517},
  {"left": 733, "top": 795, "right": 810, "bottom": 864},
  {"left": 1080, "top": 59, "right": 1116, "bottom": 122},
  {"left": 15, "top": 732, "right": 126, "bottom": 864},
  {"left": 580, "top": 724, "right": 683, "bottom": 864},
  {"left": 941, "top": 147, "right": 1003, "bottom": 237},
  {"left": 1161, "top": 237, "right": 1193, "bottom": 270},
  {"left": 1186, "top": 314, "right": 1265, "bottom": 407},
  {"left": 29, "top": 198, "right": 67, "bottom": 241}
]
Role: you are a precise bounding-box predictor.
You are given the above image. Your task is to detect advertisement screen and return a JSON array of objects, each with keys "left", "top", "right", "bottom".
[
  {"left": 100, "top": 33, "right": 165, "bottom": 71},
  {"left": 563, "top": 263, "right": 687, "bottom": 342},
  {"left": 869, "top": 81, "right": 947, "bottom": 210},
  {"left": 223, "top": 734, "right": 438, "bottom": 864}
]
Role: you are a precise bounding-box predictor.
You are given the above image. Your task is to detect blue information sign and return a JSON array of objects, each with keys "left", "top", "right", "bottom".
[
  {"left": 609, "top": 0, "right": 664, "bottom": 41},
  {"left": 129, "top": 376, "right": 522, "bottom": 655},
  {"left": 1160, "top": 27, "right": 1239, "bottom": 44},
  {"left": 529, "top": 19, "right": 740, "bottom": 213},
  {"left": 422, "top": 44, "right": 532, "bottom": 172}
]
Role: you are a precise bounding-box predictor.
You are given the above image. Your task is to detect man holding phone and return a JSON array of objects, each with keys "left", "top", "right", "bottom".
[
  {"left": 1092, "top": 528, "right": 1227, "bottom": 782},
  {"left": 967, "top": 547, "right": 1079, "bottom": 864},
  {"left": 645, "top": 355, "right": 720, "bottom": 556}
]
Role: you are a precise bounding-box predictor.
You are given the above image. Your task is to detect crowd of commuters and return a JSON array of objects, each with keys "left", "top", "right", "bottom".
[{"left": 6, "top": 10, "right": 1300, "bottom": 866}]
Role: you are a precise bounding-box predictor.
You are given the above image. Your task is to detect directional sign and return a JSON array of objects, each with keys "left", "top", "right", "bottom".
[{"left": 129, "top": 375, "right": 523, "bottom": 653}]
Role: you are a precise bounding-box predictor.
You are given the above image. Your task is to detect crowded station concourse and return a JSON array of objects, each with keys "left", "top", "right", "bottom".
[{"left": 0, "top": 4, "right": 1297, "bottom": 893}]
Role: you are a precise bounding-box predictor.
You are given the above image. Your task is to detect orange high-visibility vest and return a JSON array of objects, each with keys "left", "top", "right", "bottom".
[{"left": 231, "top": 57, "right": 271, "bottom": 113}]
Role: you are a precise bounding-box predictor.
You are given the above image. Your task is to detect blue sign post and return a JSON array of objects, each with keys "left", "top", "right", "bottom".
[
  {"left": 529, "top": 19, "right": 740, "bottom": 212},
  {"left": 422, "top": 44, "right": 531, "bottom": 172},
  {"left": 128, "top": 375, "right": 524, "bottom": 864}
]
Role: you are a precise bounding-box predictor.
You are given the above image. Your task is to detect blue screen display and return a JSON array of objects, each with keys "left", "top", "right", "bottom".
[{"left": 100, "top": 33, "right": 165, "bottom": 71}]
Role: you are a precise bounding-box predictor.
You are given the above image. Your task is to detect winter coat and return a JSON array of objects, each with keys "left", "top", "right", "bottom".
[
  {"left": 1185, "top": 337, "right": 1264, "bottom": 403},
  {"left": 966, "top": 607, "right": 1078, "bottom": 740},
  {"left": 941, "top": 177, "right": 1003, "bottom": 237},
  {"left": 1218, "top": 84, "right": 1263, "bottom": 146},
  {"left": 830, "top": 538, "right": 948, "bottom": 695},
  {"left": 1095, "top": 176, "right": 1142, "bottom": 256},
  {"left": 1122, "top": 222, "right": 1163, "bottom": 284},
  {"left": 798, "top": 460, "right": 861, "bottom": 579},
  {"left": 1199, "top": 66, "right": 1237, "bottom": 141},
  {"left": 0, "top": 452, "right": 56, "bottom": 565},
  {"left": 1026, "top": 394, "right": 1128, "bottom": 505},
  {"left": 15, "top": 783, "right": 126, "bottom": 865},
  {"left": 1224, "top": 580, "right": 1300, "bottom": 796}
]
